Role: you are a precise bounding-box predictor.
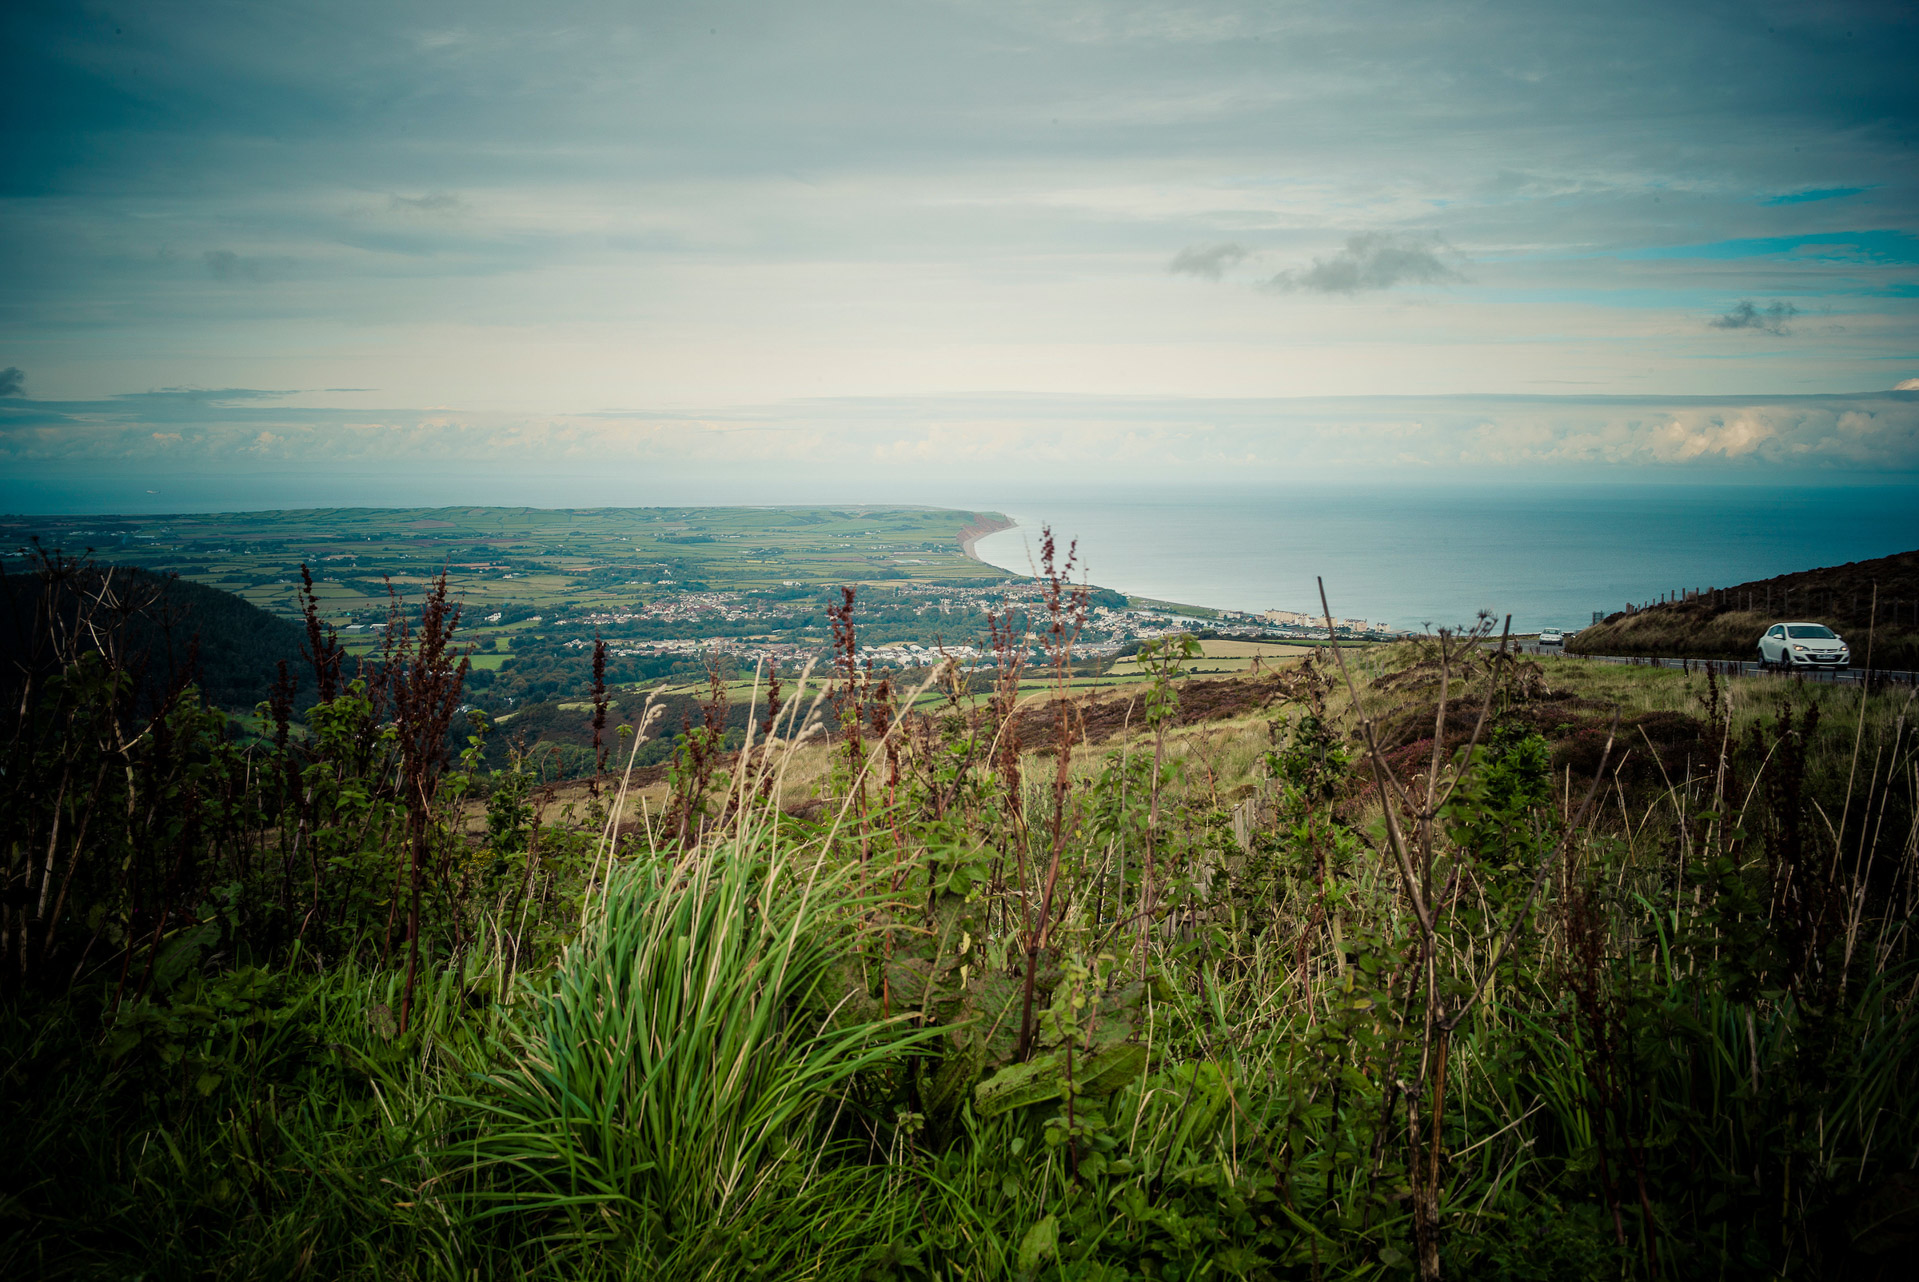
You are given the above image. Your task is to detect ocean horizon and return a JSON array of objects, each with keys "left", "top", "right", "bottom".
[{"left": 969, "top": 482, "right": 1919, "bottom": 633}]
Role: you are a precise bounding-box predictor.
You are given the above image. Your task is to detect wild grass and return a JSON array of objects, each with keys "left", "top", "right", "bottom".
[
  {"left": 5, "top": 553, "right": 1919, "bottom": 1279},
  {"left": 444, "top": 827, "right": 942, "bottom": 1271}
]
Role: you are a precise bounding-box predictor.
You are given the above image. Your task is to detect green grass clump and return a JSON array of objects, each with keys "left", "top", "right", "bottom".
[{"left": 445, "top": 833, "right": 938, "bottom": 1272}]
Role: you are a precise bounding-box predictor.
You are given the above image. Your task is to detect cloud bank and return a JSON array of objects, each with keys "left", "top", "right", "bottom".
[{"left": 5, "top": 390, "right": 1916, "bottom": 493}]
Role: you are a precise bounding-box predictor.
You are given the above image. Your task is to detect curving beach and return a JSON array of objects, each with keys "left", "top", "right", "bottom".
[{"left": 956, "top": 512, "right": 1015, "bottom": 562}]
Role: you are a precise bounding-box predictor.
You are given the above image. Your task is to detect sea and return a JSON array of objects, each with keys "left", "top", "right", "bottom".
[{"left": 966, "top": 482, "right": 1919, "bottom": 633}]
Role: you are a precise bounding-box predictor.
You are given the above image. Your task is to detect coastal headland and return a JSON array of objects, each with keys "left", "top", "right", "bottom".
[{"left": 956, "top": 511, "right": 1016, "bottom": 561}]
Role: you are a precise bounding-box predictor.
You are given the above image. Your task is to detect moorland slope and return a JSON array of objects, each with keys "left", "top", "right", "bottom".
[{"left": 1570, "top": 546, "right": 1919, "bottom": 669}]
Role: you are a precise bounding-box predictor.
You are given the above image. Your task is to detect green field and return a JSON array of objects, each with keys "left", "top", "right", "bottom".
[
  {"left": 0, "top": 504, "right": 1020, "bottom": 638},
  {"left": 2, "top": 507, "right": 1374, "bottom": 775},
  {"left": 1105, "top": 637, "right": 1324, "bottom": 677}
]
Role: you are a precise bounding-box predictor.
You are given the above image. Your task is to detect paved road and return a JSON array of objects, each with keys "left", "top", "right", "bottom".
[{"left": 1507, "top": 642, "right": 1917, "bottom": 688}]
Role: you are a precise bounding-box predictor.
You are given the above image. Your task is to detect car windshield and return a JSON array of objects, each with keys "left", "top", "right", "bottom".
[{"left": 1786, "top": 625, "right": 1837, "bottom": 639}]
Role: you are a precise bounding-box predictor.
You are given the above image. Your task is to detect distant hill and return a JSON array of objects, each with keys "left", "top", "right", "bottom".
[
  {"left": 1569, "top": 548, "right": 1919, "bottom": 670},
  {"left": 1, "top": 562, "right": 310, "bottom": 713}
]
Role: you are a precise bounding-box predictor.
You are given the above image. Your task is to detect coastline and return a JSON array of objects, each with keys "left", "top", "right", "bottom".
[
  {"left": 957, "top": 511, "right": 1225, "bottom": 619},
  {"left": 956, "top": 512, "right": 1016, "bottom": 562}
]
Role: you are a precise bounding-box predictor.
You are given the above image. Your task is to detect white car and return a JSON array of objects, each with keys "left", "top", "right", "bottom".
[
  {"left": 1757, "top": 622, "right": 1850, "bottom": 669},
  {"left": 1538, "top": 628, "right": 1565, "bottom": 646}
]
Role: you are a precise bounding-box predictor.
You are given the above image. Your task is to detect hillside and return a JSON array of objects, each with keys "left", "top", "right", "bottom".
[
  {"left": 1569, "top": 547, "right": 1919, "bottom": 670},
  {"left": 143, "top": 571, "right": 312, "bottom": 709},
  {"left": 0, "top": 561, "right": 308, "bottom": 712}
]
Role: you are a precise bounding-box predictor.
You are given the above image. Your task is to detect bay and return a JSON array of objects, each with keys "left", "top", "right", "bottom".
[{"left": 968, "top": 483, "right": 1919, "bottom": 632}]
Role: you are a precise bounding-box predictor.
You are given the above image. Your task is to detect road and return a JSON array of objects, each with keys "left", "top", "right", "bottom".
[{"left": 1507, "top": 641, "right": 1917, "bottom": 688}]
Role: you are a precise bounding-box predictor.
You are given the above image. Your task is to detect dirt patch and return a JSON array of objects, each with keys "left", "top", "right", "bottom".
[
  {"left": 1011, "top": 674, "right": 1281, "bottom": 752},
  {"left": 1350, "top": 687, "right": 1709, "bottom": 801},
  {"left": 495, "top": 672, "right": 1282, "bottom": 785},
  {"left": 1373, "top": 700, "right": 1488, "bottom": 756},
  {"left": 1552, "top": 709, "right": 1712, "bottom": 786}
]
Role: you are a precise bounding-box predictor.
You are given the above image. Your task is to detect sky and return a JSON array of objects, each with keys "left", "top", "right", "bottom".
[{"left": 3, "top": 0, "right": 1918, "bottom": 507}]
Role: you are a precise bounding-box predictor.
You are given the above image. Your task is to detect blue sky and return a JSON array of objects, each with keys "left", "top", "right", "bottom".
[{"left": 3, "top": 0, "right": 1917, "bottom": 499}]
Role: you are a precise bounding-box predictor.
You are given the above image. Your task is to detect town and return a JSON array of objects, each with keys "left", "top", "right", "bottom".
[{"left": 536, "top": 582, "right": 1395, "bottom": 675}]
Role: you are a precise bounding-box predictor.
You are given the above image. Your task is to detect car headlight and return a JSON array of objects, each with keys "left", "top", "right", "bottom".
[{"left": 1793, "top": 644, "right": 1805, "bottom": 651}]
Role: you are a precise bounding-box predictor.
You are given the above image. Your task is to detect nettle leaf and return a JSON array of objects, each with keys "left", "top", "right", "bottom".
[
  {"left": 915, "top": 1041, "right": 982, "bottom": 1122},
  {"left": 367, "top": 1002, "right": 398, "bottom": 1042},
  {"left": 151, "top": 920, "right": 221, "bottom": 995},
  {"left": 884, "top": 956, "right": 943, "bottom": 1013},
  {"left": 976, "top": 1053, "right": 1067, "bottom": 1116},
  {"left": 1016, "top": 1214, "right": 1059, "bottom": 1279},
  {"left": 954, "top": 971, "right": 1028, "bottom": 1067},
  {"left": 1092, "top": 980, "right": 1145, "bottom": 1048},
  {"left": 818, "top": 957, "right": 883, "bottom": 1026},
  {"left": 1075, "top": 1042, "right": 1147, "bottom": 1096},
  {"left": 974, "top": 1042, "right": 1147, "bottom": 1116}
]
